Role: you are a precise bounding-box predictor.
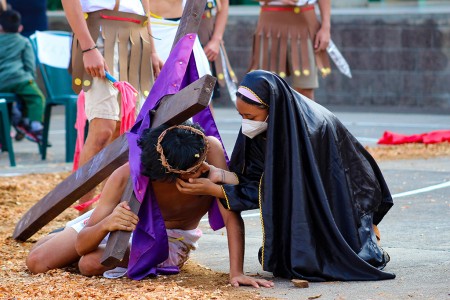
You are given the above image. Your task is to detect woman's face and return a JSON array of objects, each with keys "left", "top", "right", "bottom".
[{"left": 236, "top": 97, "right": 268, "bottom": 121}]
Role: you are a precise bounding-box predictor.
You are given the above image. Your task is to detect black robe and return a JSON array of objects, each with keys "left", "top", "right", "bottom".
[{"left": 220, "top": 70, "right": 395, "bottom": 281}]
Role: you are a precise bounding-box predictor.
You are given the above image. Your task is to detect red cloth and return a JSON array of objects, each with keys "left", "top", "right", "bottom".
[
  {"left": 73, "top": 194, "right": 101, "bottom": 211},
  {"left": 378, "top": 130, "right": 450, "bottom": 145}
]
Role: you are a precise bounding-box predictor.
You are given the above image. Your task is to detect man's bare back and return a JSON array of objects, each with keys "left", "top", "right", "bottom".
[
  {"left": 112, "top": 163, "right": 215, "bottom": 231},
  {"left": 154, "top": 181, "right": 213, "bottom": 230}
]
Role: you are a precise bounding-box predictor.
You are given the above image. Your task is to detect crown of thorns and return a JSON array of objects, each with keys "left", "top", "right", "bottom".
[{"left": 156, "top": 125, "right": 209, "bottom": 174}]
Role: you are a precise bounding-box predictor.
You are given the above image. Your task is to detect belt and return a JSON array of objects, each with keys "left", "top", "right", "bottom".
[
  {"left": 100, "top": 13, "right": 143, "bottom": 24},
  {"left": 261, "top": 5, "right": 314, "bottom": 13}
]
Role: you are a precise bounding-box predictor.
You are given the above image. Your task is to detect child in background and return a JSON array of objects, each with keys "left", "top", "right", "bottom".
[{"left": 0, "top": 9, "right": 45, "bottom": 144}]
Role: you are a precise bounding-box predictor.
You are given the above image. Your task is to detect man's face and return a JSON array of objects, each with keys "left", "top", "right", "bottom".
[{"left": 178, "top": 162, "right": 210, "bottom": 181}]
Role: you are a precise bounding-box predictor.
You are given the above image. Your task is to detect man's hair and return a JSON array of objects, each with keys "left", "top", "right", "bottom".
[
  {"left": 0, "top": 9, "right": 21, "bottom": 33},
  {"left": 138, "top": 122, "right": 208, "bottom": 182}
]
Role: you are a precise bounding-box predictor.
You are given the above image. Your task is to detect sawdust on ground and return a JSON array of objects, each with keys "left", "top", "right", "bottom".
[
  {"left": 0, "top": 173, "right": 270, "bottom": 300},
  {"left": 1, "top": 143, "right": 449, "bottom": 299}
]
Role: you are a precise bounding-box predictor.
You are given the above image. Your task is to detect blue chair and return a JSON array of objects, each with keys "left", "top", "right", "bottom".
[
  {"left": 0, "top": 98, "right": 16, "bottom": 166},
  {"left": 29, "top": 31, "right": 78, "bottom": 163}
]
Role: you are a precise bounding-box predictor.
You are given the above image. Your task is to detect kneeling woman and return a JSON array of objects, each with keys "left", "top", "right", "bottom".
[{"left": 177, "top": 70, "right": 396, "bottom": 281}]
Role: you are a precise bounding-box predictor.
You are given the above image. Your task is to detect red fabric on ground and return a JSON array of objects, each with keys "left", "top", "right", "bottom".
[
  {"left": 378, "top": 130, "right": 450, "bottom": 145},
  {"left": 73, "top": 194, "right": 101, "bottom": 211}
]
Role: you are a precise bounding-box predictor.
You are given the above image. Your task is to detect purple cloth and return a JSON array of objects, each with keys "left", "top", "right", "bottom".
[{"left": 126, "top": 34, "right": 225, "bottom": 280}]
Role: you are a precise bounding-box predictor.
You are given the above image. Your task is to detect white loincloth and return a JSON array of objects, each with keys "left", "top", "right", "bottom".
[{"left": 103, "top": 228, "right": 202, "bottom": 278}]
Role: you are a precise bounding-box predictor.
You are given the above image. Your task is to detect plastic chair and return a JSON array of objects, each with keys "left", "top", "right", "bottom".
[
  {"left": 29, "top": 31, "right": 78, "bottom": 162},
  {"left": 0, "top": 98, "right": 16, "bottom": 166}
]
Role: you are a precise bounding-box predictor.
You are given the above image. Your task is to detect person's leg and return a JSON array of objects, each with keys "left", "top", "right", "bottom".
[
  {"left": 14, "top": 80, "right": 45, "bottom": 124},
  {"left": 26, "top": 228, "right": 80, "bottom": 274},
  {"left": 290, "top": 38, "right": 319, "bottom": 100},
  {"left": 76, "top": 118, "right": 118, "bottom": 214},
  {"left": 78, "top": 246, "right": 130, "bottom": 276},
  {"left": 294, "top": 87, "right": 314, "bottom": 100},
  {"left": 77, "top": 77, "right": 120, "bottom": 214}
]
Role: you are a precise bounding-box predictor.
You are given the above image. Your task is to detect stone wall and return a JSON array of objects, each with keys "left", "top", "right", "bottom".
[{"left": 48, "top": 8, "right": 450, "bottom": 111}]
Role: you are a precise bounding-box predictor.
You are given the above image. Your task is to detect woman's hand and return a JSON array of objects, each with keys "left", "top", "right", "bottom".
[
  {"left": 176, "top": 177, "right": 225, "bottom": 198},
  {"left": 103, "top": 201, "right": 139, "bottom": 232},
  {"left": 230, "top": 274, "right": 274, "bottom": 288},
  {"left": 83, "top": 48, "right": 108, "bottom": 78},
  {"left": 175, "top": 177, "right": 218, "bottom": 196},
  {"left": 206, "top": 164, "right": 223, "bottom": 183},
  {"left": 203, "top": 38, "right": 220, "bottom": 62}
]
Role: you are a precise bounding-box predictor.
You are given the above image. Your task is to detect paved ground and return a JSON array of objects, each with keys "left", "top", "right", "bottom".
[{"left": 1, "top": 106, "right": 449, "bottom": 299}]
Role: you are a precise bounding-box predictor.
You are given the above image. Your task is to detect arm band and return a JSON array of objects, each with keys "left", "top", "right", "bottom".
[{"left": 82, "top": 45, "right": 98, "bottom": 54}]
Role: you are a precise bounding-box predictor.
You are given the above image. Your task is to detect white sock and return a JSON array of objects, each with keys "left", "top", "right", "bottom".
[{"left": 30, "top": 121, "right": 43, "bottom": 132}]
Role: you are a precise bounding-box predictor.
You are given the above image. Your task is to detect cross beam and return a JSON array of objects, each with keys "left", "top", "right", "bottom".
[{"left": 13, "top": 74, "right": 215, "bottom": 241}]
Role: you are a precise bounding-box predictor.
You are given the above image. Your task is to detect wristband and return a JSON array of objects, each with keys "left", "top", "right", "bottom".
[{"left": 82, "top": 45, "right": 98, "bottom": 54}]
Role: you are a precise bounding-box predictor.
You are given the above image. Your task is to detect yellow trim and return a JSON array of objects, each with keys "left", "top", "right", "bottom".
[
  {"left": 150, "top": 20, "right": 179, "bottom": 27},
  {"left": 238, "top": 86, "right": 269, "bottom": 107},
  {"left": 150, "top": 12, "right": 163, "bottom": 19},
  {"left": 258, "top": 173, "right": 266, "bottom": 269},
  {"left": 221, "top": 186, "right": 231, "bottom": 210},
  {"left": 232, "top": 172, "right": 239, "bottom": 184}
]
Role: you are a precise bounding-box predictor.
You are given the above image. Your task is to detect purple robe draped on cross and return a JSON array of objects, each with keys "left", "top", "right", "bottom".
[{"left": 126, "top": 34, "right": 226, "bottom": 280}]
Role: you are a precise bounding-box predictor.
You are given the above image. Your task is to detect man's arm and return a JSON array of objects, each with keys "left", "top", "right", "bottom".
[
  {"left": 61, "top": 0, "right": 108, "bottom": 78},
  {"left": 315, "top": 0, "right": 331, "bottom": 52},
  {"left": 75, "top": 164, "right": 139, "bottom": 255},
  {"left": 203, "top": 0, "right": 229, "bottom": 62},
  {"left": 141, "top": 0, "right": 164, "bottom": 77}
]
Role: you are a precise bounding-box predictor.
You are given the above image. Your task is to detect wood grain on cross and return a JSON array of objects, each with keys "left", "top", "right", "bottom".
[{"left": 13, "top": 0, "right": 211, "bottom": 244}]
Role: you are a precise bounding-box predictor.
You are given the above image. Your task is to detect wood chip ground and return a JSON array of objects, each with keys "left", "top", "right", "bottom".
[{"left": 1, "top": 142, "right": 449, "bottom": 299}]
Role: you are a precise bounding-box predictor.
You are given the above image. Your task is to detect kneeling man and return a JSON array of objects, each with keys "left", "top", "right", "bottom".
[{"left": 26, "top": 122, "right": 272, "bottom": 288}]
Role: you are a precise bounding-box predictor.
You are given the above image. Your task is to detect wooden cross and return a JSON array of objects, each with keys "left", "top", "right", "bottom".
[{"left": 14, "top": 0, "right": 212, "bottom": 252}]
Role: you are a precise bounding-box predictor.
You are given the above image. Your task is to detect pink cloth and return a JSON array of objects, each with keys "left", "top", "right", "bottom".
[
  {"left": 115, "top": 81, "right": 138, "bottom": 134},
  {"left": 378, "top": 130, "right": 450, "bottom": 145},
  {"left": 73, "top": 91, "right": 87, "bottom": 171},
  {"left": 237, "top": 86, "right": 261, "bottom": 104}
]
